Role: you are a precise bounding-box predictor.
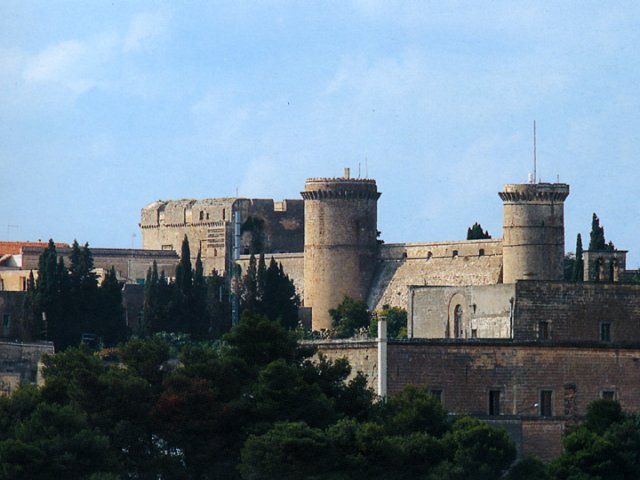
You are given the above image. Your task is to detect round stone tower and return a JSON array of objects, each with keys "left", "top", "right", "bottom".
[
  {"left": 499, "top": 182, "right": 570, "bottom": 283},
  {"left": 301, "top": 172, "right": 381, "bottom": 331}
]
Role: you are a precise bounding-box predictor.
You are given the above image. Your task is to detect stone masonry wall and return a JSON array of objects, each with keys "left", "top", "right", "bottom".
[
  {"left": 0, "top": 340, "right": 55, "bottom": 396},
  {"left": 513, "top": 281, "right": 640, "bottom": 342},
  {"left": 307, "top": 339, "right": 378, "bottom": 391},
  {"left": 408, "top": 284, "right": 515, "bottom": 339},
  {"left": 368, "top": 239, "right": 503, "bottom": 311}
]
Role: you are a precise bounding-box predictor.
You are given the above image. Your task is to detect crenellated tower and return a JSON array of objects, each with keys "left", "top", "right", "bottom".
[
  {"left": 301, "top": 171, "right": 381, "bottom": 331},
  {"left": 499, "top": 182, "right": 570, "bottom": 283}
]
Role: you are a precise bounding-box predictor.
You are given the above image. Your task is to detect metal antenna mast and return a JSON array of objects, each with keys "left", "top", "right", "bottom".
[{"left": 533, "top": 120, "right": 537, "bottom": 184}]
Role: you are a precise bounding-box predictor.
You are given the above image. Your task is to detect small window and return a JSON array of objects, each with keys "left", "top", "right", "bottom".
[
  {"left": 600, "top": 390, "right": 616, "bottom": 401},
  {"left": 2, "top": 314, "right": 10, "bottom": 328},
  {"left": 489, "top": 390, "right": 501, "bottom": 415},
  {"left": 402, "top": 252, "right": 407, "bottom": 259},
  {"left": 199, "top": 211, "right": 204, "bottom": 221},
  {"left": 161, "top": 244, "right": 174, "bottom": 251},
  {"left": 479, "top": 248, "right": 485, "bottom": 256},
  {"left": 600, "top": 322, "right": 611, "bottom": 342},
  {"left": 206, "top": 213, "right": 210, "bottom": 220},
  {"left": 452, "top": 250, "right": 458, "bottom": 258},
  {"left": 429, "top": 389, "right": 443, "bottom": 402},
  {"left": 540, "top": 390, "right": 553, "bottom": 417},
  {"left": 539, "top": 321, "right": 549, "bottom": 340},
  {"left": 222, "top": 208, "right": 226, "bottom": 220},
  {"left": 21, "top": 277, "right": 27, "bottom": 291},
  {"left": 426, "top": 251, "right": 432, "bottom": 261},
  {"left": 471, "top": 328, "right": 477, "bottom": 338}
]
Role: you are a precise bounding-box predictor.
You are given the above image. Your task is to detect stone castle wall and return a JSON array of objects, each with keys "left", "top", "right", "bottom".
[
  {"left": 0, "top": 340, "right": 54, "bottom": 395},
  {"left": 513, "top": 281, "right": 640, "bottom": 342},
  {"left": 141, "top": 198, "right": 304, "bottom": 276},
  {"left": 368, "top": 239, "right": 503, "bottom": 312},
  {"left": 408, "top": 283, "right": 515, "bottom": 339}
]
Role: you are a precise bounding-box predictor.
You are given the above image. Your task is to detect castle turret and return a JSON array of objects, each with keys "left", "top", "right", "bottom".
[
  {"left": 499, "top": 182, "right": 569, "bottom": 283},
  {"left": 301, "top": 171, "right": 381, "bottom": 330}
]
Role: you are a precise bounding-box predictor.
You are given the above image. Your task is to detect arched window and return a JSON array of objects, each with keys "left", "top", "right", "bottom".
[
  {"left": 452, "top": 250, "right": 458, "bottom": 258},
  {"left": 454, "top": 304, "right": 463, "bottom": 338}
]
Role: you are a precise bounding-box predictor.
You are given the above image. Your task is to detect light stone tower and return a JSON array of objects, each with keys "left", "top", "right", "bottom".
[
  {"left": 301, "top": 170, "right": 381, "bottom": 331},
  {"left": 499, "top": 182, "right": 570, "bottom": 283}
]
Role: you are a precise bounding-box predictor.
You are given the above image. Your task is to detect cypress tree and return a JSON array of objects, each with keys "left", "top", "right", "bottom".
[
  {"left": 589, "top": 213, "right": 607, "bottom": 251},
  {"left": 241, "top": 254, "right": 258, "bottom": 312},
  {"left": 466, "top": 222, "right": 491, "bottom": 240},
  {"left": 572, "top": 234, "right": 584, "bottom": 282}
]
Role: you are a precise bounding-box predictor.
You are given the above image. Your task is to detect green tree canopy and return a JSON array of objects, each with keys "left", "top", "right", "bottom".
[
  {"left": 467, "top": 222, "right": 491, "bottom": 240},
  {"left": 329, "top": 295, "right": 372, "bottom": 338}
]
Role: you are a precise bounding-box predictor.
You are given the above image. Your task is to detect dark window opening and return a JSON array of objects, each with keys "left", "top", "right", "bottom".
[
  {"left": 199, "top": 211, "right": 204, "bottom": 221},
  {"left": 452, "top": 250, "right": 458, "bottom": 258},
  {"left": 539, "top": 321, "right": 549, "bottom": 340},
  {"left": 429, "top": 389, "right": 442, "bottom": 402},
  {"left": 489, "top": 390, "right": 501, "bottom": 415},
  {"left": 600, "top": 322, "right": 611, "bottom": 342},
  {"left": 471, "top": 328, "right": 477, "bottom": 338},
  {"left": 540, "top": 390, "right": 553, "bottom": 417},
  {"left": 601, "top": 390, "right": 616, "bottom": 401},
  {"left": 479, "top": 248, "right": 485, "bottom": 256},
  {"left": 426, "top": 251, "right": 432, "bottom": 260}
]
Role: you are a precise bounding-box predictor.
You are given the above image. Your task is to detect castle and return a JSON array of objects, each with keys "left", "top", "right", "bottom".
[
  {"left": 140, "top": 169, "right": 640, "bottom": 459},
  {"left": 1, "top": 169, "right": 638, "bottom": 459}
]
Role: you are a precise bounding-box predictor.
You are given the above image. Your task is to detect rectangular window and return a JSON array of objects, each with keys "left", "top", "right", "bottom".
[
  {"left": 600, "top": 322, "right": 611, "bottom": 342},
  {"left": 600, "top": 390, "right": 616, "bottom": 401},
  {"left": 539, "top": 321, "right": 549, "bottom": 340},
  {"left": 161, "top": 244, "right": 174, "bottom": 251},
  {"left": 471, "top": 328, "right": 477, "bottom": 338},
  {"left": 429, "top": 389, "right": 443, "bottom": 403},
  {"left": 489, "top": 390, "right": 501, "bottom": 415},
  {"left": 540, "top": 390, "right": 553, "bottom": 417}
]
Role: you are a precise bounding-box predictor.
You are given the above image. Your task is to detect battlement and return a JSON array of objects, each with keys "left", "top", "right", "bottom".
[
  {"left": 499, "top": 183, "right": 569, "bottom": 202},
  {"left": 302, "top": 177, "right": 380, "bottom": 200}
]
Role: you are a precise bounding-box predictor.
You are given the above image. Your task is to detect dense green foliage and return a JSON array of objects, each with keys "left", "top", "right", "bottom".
[
  {"left": 466, "top": 222, "right": 491, "bottom": 240},
  {"left": 143, "top": 236, "right": 229, "bottom": 339},
  {"left": 240, "top": 254, "right": 300, "bottom": 329},
  {"left": 329, "top": 295, "right": 372, "bottom": 338},
  {"left": 369, "top": 305, "right": 408, "bottom": 339},
  {"left": 0, "top": 314, "right": 520, "bottom": 479},
  {"left": 26, "top": 240, "right": 127, "bottom": 350},
  {"left": 549, "top": 400, "right": 640, "bottom": 479}
]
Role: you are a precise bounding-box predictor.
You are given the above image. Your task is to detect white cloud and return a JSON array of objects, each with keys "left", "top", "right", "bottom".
[
  {"left": 23, "top": 40, "right": 86, "bottom": 83},
  {"left": 124, "top": 11, "right": 171, "bottom": 52}
]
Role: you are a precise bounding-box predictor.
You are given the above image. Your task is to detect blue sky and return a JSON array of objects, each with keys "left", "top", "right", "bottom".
[{"left": 2, "top": 1, "right": 640, "bottom": 265}]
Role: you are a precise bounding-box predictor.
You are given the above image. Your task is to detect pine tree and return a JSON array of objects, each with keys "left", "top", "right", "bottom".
[{"left": 572, "top": 234, "right": 584, "bottom": 282}]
